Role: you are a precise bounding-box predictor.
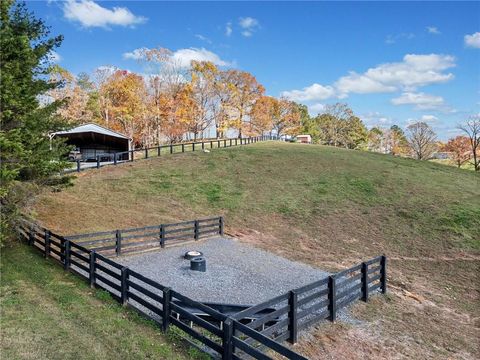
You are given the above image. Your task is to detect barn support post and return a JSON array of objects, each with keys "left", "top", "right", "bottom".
[
  {"left": 201, "top": 142, "right": 205, "bottom": 150},
  {"left": 328, "top": 275, "right": 337, "bottom": 322},
  {"left": 288, "top": 290, "right": 298, "bottom": 344},
  {"left": 224, "top": 139, "right": 227, "bottom": 147},
  {"left": 217, "top": 140, "right": 220, "bottom": 148},
  {"left": 113, "top": 153, "right": 117, "bottom": 165},
  {"left": 96, "top": 155, "right": 100, "bottom": 169},
  {"left": 381, "top": 256, "right": 387, "bottom": 294},
  {"left": 162, "top": 287, "right": 172, "bottom": 332},
  {"left": 361, "top": 262, "right": 369, "bottom": 302}
]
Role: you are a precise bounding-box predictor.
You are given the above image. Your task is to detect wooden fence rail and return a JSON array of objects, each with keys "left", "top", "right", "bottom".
[
  {"left": 65, "top": 216, "right": 224, "bottom": 256},
  {"left": 70, "top": 135, "right": 279, "bottom": 173},
  {"left": 16, "top": 217, "right": 386, "bottom": 359}
]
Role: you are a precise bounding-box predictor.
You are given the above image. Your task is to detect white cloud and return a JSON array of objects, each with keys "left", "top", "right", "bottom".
[
  {"left": 195, "top": 34, "right": 212, "bottom": 44},
  {"left": 49, "top": 50, "right": 62, "bottom": 63},
  {"left": 239, "top": 17, "right": 260, "bottom": 37},
  {"left": 281, "top": 83, "right": 336, "bottom": 102},
  {"left": 308, "top": 103, "right": 326, "bottom": 116},
  {"left": 335, "top": 72, "right": 396, "bottom": 95},
  {"left": 225, "top": 22, "right": 232, "bottom": 37},
  {"left": 63, "top": 0, "right": 147, "bottom": 28},
  {"left": 123, "top": 47, "right": 231, "bottom": 68},
  {"left": 360, "top": 111, "right": 394, "bottom": 128},
  {"left": 426, "top": 26, "right": 440, "bottom": 35},
  {"left": 420, "top": 114, "right": 439, "bottom": 122},
  {"left": 464, "top": 32, "right": 480, "bottom": 48},
  {"left": 385, "top": 33, "right": 415, "bottom": 44},
  {"left": 281, "top": 53, "right": 456, "bottom": 102},
  {"left": 391, "top": 92, "right": 445, "bottom": 110},
  {"left": 406, "top": 114, "right": 439, "bottom": 125},
  {"left": 123, "top": 47, "right": 149, "bottom": 60}
]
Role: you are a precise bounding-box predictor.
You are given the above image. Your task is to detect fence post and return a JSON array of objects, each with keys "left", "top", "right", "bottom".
[
  {"left": 63, "top": 240, "right": 71, "bottom": 270},
  {"left": 361, "top": 262, "right": 369, "bottom": 302},
  {"left": 217, "top": 140, "right": 220, "bottom": 148},
  {"left": 222, "top": 318, "right": 234, "bottom": 360},
  {"left": 116, "top": 230, "right": 122, "bottom": 256},
  {"left": 44, "top": 230, "right": 50, "bottom": 258},
  {"left": 210, "top": 140, "right": 213, "bottom": 149},
  {"left": 182, "top": 143, "right": 185, "bottom": 153},
  {"left": 235, "top": 138, "right": 238, "bottom": 146},
  {"left": 145, "top": 148, "right": 149, "bottom": 159},
  {"left": 229, "top": 139, "right": 232, "bottom": 147},
  {"left": 162, "top": 287, "right": 172, "bottom": 332},
  {"left": 130, "top": 150, "right": 134, "bottom": 162},
  {"left": 219, "top": 216, "right": 224, "bottom": 236},
  {"left": 288, "top": 290, "right": 298, "bottom": 344},
  {"left": 28, "top": 225, "right": 34, "bottom": 246},
  {"left": 121, "top": 267, "right": 129, "bottom": 306},
  {"left": 158, "top": 145, "right": 161, "bottom": 156},
  {"left": 76, "top": 160, "right": 81, "bottom": 172},
  {"left": 89, "top": 250, "right": 96, "bottom": 288},
  {"left": 194, "top": 220, "right": 199, "bottom": 240},
  {"left": 113, "top": 153, "right": 117, "bottom": 165},
  {"left": 96, "top": 155, "right": 100, "bottom": 169},
  {"left": 223, "top": 139, "right": 226, "bottom": 147},
  {"left": 159, "top": 225, "right": 165, "bottom": 248},
  {"left": 328, "top": 275, "right": 337, "bottom": 322},
  {"left": 381, "top": 255, "right": 387, "bottom": 294},
  {"left": 201, "top": 142, "right": 205, "bottom": 150}
]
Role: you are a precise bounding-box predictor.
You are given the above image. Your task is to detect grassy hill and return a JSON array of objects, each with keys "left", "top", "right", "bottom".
[{"left": 26, "top": 142, "right": 480, "bottom": 358}]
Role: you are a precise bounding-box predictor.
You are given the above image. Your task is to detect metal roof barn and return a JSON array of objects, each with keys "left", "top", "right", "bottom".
[{"left": 53, "top": 123, "right": 131, "bottom": 161}]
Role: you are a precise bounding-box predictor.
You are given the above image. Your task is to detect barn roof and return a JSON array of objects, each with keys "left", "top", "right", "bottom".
[{"left": 53, "top": 123, "right": 129, "bottom": 139}]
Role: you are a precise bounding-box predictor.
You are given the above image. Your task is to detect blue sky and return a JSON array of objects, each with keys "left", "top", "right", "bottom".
[{"left": 31, "top": 1, "right": 480, "bottom": 140}]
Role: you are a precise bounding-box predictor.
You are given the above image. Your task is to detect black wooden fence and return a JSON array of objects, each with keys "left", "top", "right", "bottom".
[
  {"left": 65, "top": 217, "right": 224, "bottom": 256},
  {"left": 71, "top": 135, "right": 279, "bottom": 173},
  {"left": 16, "top": 218, "right": 386, "bottom": 360}
]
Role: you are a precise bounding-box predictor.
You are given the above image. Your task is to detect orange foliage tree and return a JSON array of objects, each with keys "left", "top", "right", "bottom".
[{"left": 443, "top": 136, "right": 472, "bottom": 168}]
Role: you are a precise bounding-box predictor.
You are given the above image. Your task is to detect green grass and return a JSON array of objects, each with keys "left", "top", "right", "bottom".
[
  {"left": 0, "top": 244, "right": 194, "bottom": 360},
  {"left": 28, "top": 142, "right": 480, "bottom": 359}
]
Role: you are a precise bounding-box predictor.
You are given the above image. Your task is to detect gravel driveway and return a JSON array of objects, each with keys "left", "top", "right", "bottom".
[{"left": 118, "top": 237, "right": 330, "bottom": 305}]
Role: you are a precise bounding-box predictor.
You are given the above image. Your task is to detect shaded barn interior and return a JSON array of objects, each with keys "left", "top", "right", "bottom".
[{"left": 54, "top": 123, "right": 131, "bottom": 161}]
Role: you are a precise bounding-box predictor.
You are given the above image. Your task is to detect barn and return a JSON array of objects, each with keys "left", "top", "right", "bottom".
[{"left": 53, "top": 123, "right": 131, "bottom": 161}]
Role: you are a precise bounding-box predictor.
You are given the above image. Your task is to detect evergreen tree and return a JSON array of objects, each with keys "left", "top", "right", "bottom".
[{"left": 1, "top": 0, "right": 70, "bottom": 243}]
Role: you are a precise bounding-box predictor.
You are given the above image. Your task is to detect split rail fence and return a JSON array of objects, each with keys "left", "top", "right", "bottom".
[
  {"left": 16, "top": 218, "right": 386, "bottom": 360},
  {"left": 71, "top": 135, "right": 279, "bottom": 173}
]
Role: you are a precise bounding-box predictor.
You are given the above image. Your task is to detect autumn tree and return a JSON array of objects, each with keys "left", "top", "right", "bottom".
[
  {"left": 443, "top": 136, "right": 472, "bottom": 168},
  {"left": 458, "top": 116, "right": 480, "bottom": 171},
  {"left": 274, "top": 98, "right": 301, "bottom": 137},
  {"left": 387, "top": 125, "right": 409, "bottom": 156},
  {"left": 406, "top": 122, "right": 437, "bottom": 160},
  {"left": 368, "top": 127, "right": 384, "bottom": 152},
  {"left": 102, "top": 70, "right": 147, "bottom": 146},
  {"left": 250, "top": 96, "right": 276, "bottom": 135},
  {"left": 47, "top": 66, "right": 92, "bottom": 124},
  {"left": 223, "top": 70, "right": 264, "bottom": 138}
]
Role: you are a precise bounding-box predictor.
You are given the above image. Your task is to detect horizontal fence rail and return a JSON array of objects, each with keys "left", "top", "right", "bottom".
[
  {"left": 68, "top": 135, "right": 279, "bottom": 173},
  {"left": 65, "top": 216, "right": 224, "bottom": 256},
  {"left": 16, "top": 217, "right": 386, "bottom": 359}
]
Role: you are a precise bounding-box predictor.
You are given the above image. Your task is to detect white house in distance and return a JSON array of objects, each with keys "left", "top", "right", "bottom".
[
  {"left": 53, "top": 123, "right": 132, "bottom": 161},
  {"left": 296, "top": 135, "right": 312, "bottom": 144}
]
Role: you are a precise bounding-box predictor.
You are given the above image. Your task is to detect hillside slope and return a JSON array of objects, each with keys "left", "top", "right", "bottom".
[{"left": 32, "top": 142, "right": 480, "bottom": 359}]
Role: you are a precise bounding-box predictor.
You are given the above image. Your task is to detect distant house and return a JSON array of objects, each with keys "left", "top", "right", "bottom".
[
  {"left": 53, "top": 123, "right": 132, "bottom": 161},
  {"left": 296, "top": 135, "right": 312, "bottom": 144},
  {"left": 432, "top": 152, "right": 452, "bottom": 160}
]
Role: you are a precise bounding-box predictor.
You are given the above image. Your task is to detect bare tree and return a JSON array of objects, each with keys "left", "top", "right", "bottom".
[
  {"left": 406, "top": 122, "right": 437, "bottom": 160},
  {"left": 458, "top": 115, "right": 480, "bottom": 171}
]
